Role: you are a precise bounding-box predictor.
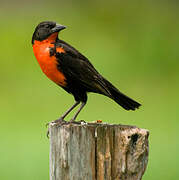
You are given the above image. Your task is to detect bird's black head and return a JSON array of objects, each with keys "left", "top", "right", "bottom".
[{"left": 32, "top": 21, "right": 66, "bottom": 44}]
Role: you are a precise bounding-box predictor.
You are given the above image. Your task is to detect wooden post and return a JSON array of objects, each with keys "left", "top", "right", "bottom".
[{"left": 49, "top": 122, "right": 149, "bottom": 180}]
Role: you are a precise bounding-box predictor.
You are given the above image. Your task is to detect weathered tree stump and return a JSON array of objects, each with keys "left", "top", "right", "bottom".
[{"left": 49, "top": 122, "right": 149, "bottom": 180}]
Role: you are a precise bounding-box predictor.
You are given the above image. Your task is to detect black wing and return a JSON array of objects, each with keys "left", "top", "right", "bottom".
[
  {"left": 55, "top": 40, "right": 111, "bottom": 96},
  {"left": 57, "top": 39, "right": 95, "bottom": 67}
]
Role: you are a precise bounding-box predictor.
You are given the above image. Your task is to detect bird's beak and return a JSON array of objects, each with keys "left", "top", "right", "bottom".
[{"left": 51, "top": 24, "right": 66, "bottom": 33}]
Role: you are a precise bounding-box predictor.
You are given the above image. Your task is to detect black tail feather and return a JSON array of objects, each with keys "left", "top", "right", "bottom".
[{"left": 104, "top": 79, "right": 141, "bottom": 111}]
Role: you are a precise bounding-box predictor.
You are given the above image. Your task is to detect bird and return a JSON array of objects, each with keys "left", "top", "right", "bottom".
[{"left": 32, "top": 21, "right": 141, "bottom": 123}]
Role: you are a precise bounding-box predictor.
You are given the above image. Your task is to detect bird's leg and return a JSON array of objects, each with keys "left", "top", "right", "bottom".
[
  {"left": 46, "top": 101, "right": 80, "bottom": 127},
  {"left": 70, "top": 102, "right": 86, "bottom": 122},
  {"left": 53, "top": 101, "right": 80, "bottom": 124},
  {"left": 46, "top": 101, "right": 80, "bottom": 138}
]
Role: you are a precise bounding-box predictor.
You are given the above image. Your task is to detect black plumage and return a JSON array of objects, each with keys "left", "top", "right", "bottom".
[
  {"left": 32, "top": 21, "right": 141, "bottom": 122},
  {"left": 54, "top": 39, "right": 141, "bottom": 110}
]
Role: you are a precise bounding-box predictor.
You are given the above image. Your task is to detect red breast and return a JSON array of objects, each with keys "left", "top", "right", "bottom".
[{"left": 32, "top": 33, "right": 66, "bottom": 86}]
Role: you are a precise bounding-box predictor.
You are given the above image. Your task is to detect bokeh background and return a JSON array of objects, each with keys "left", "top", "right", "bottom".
[{"left": 0, "top": 0, "right": 179, "bottom": 179}]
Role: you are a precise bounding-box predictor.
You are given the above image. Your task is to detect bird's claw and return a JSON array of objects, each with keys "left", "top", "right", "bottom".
[
  {"left": 69, "top": 119, "right": 86, "bottom": 124},
  {"left": 46, "top": 119, "right": 87, "bottom": 138},
  {"left": 46, "top": 118, "right": 67, "bottom": 138},
  {"left": 46, "top": 122, "right": 50, "bottom": 128},
  {"left": 46, "top": 128, "right": 50, "bottom": 138}
]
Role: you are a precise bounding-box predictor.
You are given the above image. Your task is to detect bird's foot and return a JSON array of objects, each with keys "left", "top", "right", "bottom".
[
  {"left": 46, "top": 117, "right": 67, "bottom": 138},
  {"left": 69, "top": 119, "right": 87, "bottom": 124},
  {"left": 52, "top": 117, "right": 67, "bottom": 125}
]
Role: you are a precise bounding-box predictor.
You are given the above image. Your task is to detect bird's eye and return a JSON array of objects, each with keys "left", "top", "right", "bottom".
[
  {"left": 44, "top": 24, "right": 50, "bottom": 28},
  {"left": 45, "top": 24, "right": 55, "bottom": 29}
]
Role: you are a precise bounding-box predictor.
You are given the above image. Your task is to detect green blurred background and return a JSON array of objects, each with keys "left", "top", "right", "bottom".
[{"left": 0, "top": 0, "right": 179, "bottom": 179}]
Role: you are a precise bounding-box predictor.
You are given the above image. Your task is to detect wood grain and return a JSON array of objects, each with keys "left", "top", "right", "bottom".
[{"left": 49, "top": 123, "right": 149, "bottom": 180}]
